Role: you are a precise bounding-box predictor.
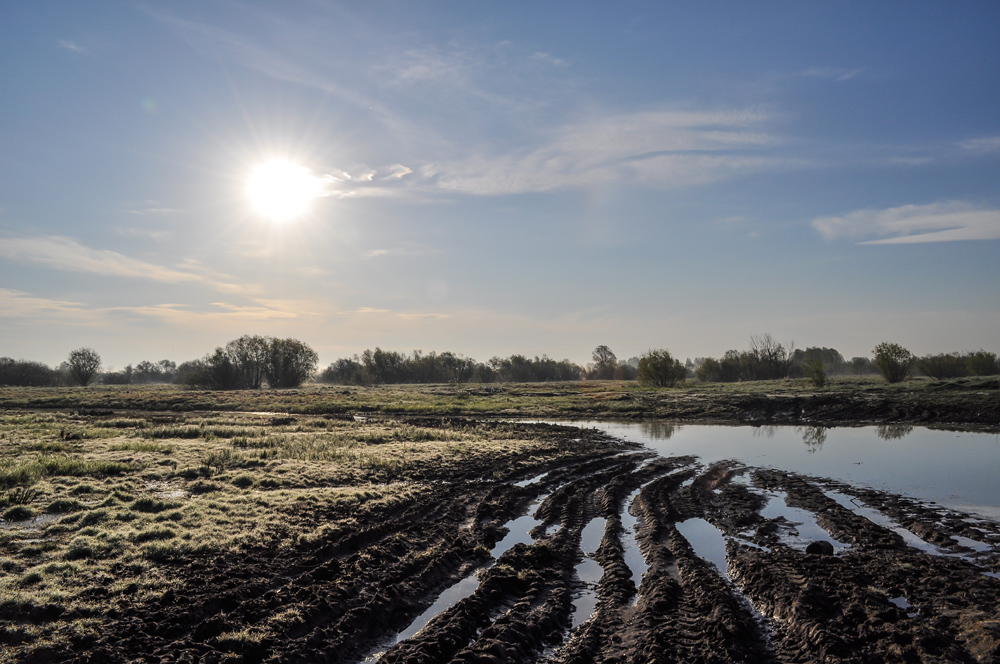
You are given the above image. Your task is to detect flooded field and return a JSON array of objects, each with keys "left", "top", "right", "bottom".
[{"left": 561, "top": 421, "right": 1000, "bottom": 519}]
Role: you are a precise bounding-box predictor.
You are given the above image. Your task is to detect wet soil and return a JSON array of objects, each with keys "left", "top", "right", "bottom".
[{"left": 5, "top": 421, "right": 1000, "bottom": 663}]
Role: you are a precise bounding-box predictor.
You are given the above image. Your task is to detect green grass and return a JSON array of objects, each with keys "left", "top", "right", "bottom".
[{"left": 1, "top": 376, "right": 996, "bottom": 424}]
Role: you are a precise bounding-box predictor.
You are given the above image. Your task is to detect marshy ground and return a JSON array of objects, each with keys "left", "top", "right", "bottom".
[{"left": 1, "top": 382, "right": 999, "bottom": 663}]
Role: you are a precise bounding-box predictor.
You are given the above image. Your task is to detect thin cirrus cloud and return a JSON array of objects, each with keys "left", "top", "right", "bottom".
[
  {"left": 956, "top": 136, "right": 1000, "bottom": 154},
  {"left": 433, "top": 109, "right": 782, "bottom": 195},
  {"left": 812, "top": 202, "right": 1000, "bottom": 244},
  {"left": 0, "top": 288, "right": 92, "bottom": 319},
  {"left": 0, "top": 236, "right": 243, "bottom": 293},
  {"left": 57, "top": 40, "right": 93, "bottom": 56}
]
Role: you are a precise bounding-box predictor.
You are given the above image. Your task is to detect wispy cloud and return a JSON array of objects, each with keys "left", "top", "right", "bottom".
[
  {"left": 57, "top": 40, "right": 93, "bottom": 56},
  {"left": 363, "top": 244, "right": 441, "bottom": 259},
  {"left": 0, "top": 288, "right": 92, "bottom": 319},
  {"left": 0, "top": 236, "right": 244, "bottom": 292},
  {"left": 335, "top": 306, "right": 449, "bottom": 320},
  {"left": 957, "top": 136, "right": 1000, "bottom": 154},
  {"left": 126, "top": 206, "right": 182, "bottom": 215},
  {"left": 144, "top": 8, "right": 379, "bottom": 113},
  {"left": 432, "top": 109, "right": 783, "bottom": 194},
  {"left": 799, "top": 66, "right": 865, "bottom": 82},
  {"left": 812, "top": 201, "right": 1000, "bottom": 244}
]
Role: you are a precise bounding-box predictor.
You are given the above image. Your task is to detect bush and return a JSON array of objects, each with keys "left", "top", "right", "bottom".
[
  {"left": 872, "top": 342, "right": 914, "bottom": 383},
  {"left": 965, "top": 350, "right": 999, "bottom": 376},
  {"left": 917, "top": 353, "right": 967, "bottom": 379},
  {"left": 637, "top": 349, "right": 686, "bottom": 387},
  {"left": 181, "top": 336, "right": 318, "bottom": 389},
  {"left": 0, "top": 358, "right": 60, "bottom": 386},
  {"left": 66, "top": 348, "right": 102, "bottom": 386},
  {"left": 265, "top": 338, "right": 319, "bottom": 388},
  {"left": 802, "top": 358, "right": 827, "bottom": 387}
]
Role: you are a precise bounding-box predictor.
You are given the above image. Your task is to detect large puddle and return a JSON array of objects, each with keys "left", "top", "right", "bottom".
[{"left": 550, "top": 422, "right": 1000, "bottom": 521}]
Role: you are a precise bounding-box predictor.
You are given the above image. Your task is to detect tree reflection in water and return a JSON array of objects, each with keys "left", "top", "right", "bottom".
[
  {"left": 638, "top": 421, "right": 679, "bottom": 440},
  {"left": 877, "top": 424, "right": 914, "bottom": 440},
  {"left": 797, "top": 426, "right": 827, "bottom": 453}
]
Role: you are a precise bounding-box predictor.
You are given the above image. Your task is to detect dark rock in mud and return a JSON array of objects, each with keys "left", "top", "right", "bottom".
[{"left": 806, "top": 540, "right": 835, "bottom": 555}]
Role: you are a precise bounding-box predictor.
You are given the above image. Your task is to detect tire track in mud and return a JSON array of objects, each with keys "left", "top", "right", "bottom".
[{"left": 46, "top": 422, "right": 1000, "bottom": 664}]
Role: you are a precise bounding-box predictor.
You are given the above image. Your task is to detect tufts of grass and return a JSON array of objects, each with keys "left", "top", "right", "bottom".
[
  {"left": 17, "top": 571, "right": 43, "bottom": 587},
  {"left": 1, "top": 455, "right": 131, "bottom": 489},
  {"left": 131, "top": 497, "right": 175, "bottom": 513},
  {"left": 110, "top": 441, "right": 174, "bottom": 454},
  {"left": 131, "top": 527, "right": 176, "bottom": 544},
  {"left": 4, "top": 505, "right": 34, "bottom": 521},
  {"left": 231, "top": 474, "right": 257, "bottom": 489},
  {"left": 46, "top": 499, "right": 83, "bottom": 514}
]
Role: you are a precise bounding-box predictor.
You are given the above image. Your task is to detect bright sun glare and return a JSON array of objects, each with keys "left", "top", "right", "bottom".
[{"left": 246, "top": 160, "right": 322, "bottom": 221}]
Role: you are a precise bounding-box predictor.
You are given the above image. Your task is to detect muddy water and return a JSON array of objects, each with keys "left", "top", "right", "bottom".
[
  {"left": 759, "top": 490, "right": 851, "bottom": 551},
  {"left": 551, "top": 422, "right": 1000, "bottom": 520},
  {"left": 676, "top": 518, "right": 731, "bottom": 580},
  {"left": 620, "top": 487, "right": 647, "bottom": 590}
]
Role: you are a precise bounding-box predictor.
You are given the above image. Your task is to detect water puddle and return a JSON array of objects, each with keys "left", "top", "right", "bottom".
[
  {"left": 397, "top": 572, "right": 481, "bottom": 643},
  {"left": 570, "top": 558, "right": 603, "bottom": 628},
  {"left": 889, "top": 595, "right": 911, "bottom": 609},
  {"left": 567, "top": 516, "right": 610, "bottom": 630},
  {"left": 492, "top": 491, "right": 551, "bottom": 558},
  {"left": 759, "top": 490, "right": 850, "bottom": 551},
  {"left": 580, "top": 517, "right": 606, "bottom": 555},
  {"left": 825, "top": 491, "right": 953, "bottom": 556},
  {"left": 676, "top": 518, "right": 731, "bottom": 581},
  {"left": 952, "top": 535, "right": 992, "bottom": 553},
  {"left": 621, "top": 487, "right": 648, "bottom": 592},
  {"left": 675, "top": 517, "right": 777, "bottom": 650},
  {"left": 364, "top": 492, "right": 553, "bottom": 661},
  {"left": 514, "top": 471, "right": 549, "bottom": 488},
  {"left": 0, "top": 513, "right": 60, "bottom": 530}
]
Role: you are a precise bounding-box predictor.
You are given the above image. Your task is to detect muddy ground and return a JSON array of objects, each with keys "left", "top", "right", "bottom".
[{"left": 3, "top": 418, "right": 1000, "bottom": 663}]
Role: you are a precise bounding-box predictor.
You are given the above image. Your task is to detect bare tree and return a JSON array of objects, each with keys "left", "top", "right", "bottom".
[
  {"left": 747, "top": 334, "right": 795, "bottom": 380},
  {"left": 67, "top": 347, "right": 102, "bottom": 386}
]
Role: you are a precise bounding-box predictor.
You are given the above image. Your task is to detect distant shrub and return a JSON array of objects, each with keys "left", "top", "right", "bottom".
[
  {"left": 180, "top": 336, "right": 318, "bottom": 389},
  {"left": 849, "top": 356, "right": 875, "bottom": 376},
  {"left": 965, "top": 350, "right": 999, "bottom": 376},
  {"left": 0, "top": 357, "right": 61, "bottom": 386},
  {"left": 67, "top": 348, "right": 102, "bottom": 386},
  {"left": 917, "top": 353, "right": 967, "bottom": 379},
  {"left": 872, "top": 342, "right": 914, "bottom": 383},
  {"left": 802, "top": 358, "right": 828, "bottom": 388},
  {"left": 637, "top": 349, "right": 686, "bottom": 387}
]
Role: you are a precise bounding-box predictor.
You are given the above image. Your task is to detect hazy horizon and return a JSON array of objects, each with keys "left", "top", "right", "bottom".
[{"left": 2, "top": 2, "right": 998, "bottom": 370}]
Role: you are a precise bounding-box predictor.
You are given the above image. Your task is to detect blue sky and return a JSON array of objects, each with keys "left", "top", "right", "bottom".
[{"left": 2, "top": 2, "right": 998, "bottom": 369}]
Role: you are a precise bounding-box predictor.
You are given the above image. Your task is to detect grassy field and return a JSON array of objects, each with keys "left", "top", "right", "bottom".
[
  {"left": 1, "top": 375, "right": 998, "bottom": 425},
  {"left": 0, "top": 409, "right": 616, "bottom": 659}
]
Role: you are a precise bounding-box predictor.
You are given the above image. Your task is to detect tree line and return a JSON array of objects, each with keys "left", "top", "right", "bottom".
[{"left": 1, "top": 334, "right": 997, "bottom": 389}]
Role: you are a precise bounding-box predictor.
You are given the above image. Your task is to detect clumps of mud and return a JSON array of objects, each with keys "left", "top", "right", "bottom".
[{"left": 11, "top": 422, "right": 1000, "bottom": 664}]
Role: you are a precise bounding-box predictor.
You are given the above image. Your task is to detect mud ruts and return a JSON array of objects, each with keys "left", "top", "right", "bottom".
[{"left": 15, "top": 421, "right": 1000, "bottom": 664}]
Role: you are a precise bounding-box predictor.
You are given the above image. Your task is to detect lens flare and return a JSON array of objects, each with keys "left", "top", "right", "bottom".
[{"left": 246, "top": 160, "right": 322, "bottom": 221}]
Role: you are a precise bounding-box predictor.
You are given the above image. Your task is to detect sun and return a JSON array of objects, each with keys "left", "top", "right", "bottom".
[{"left": 246, "top": 160, "right": 323, "bottom": 221}]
